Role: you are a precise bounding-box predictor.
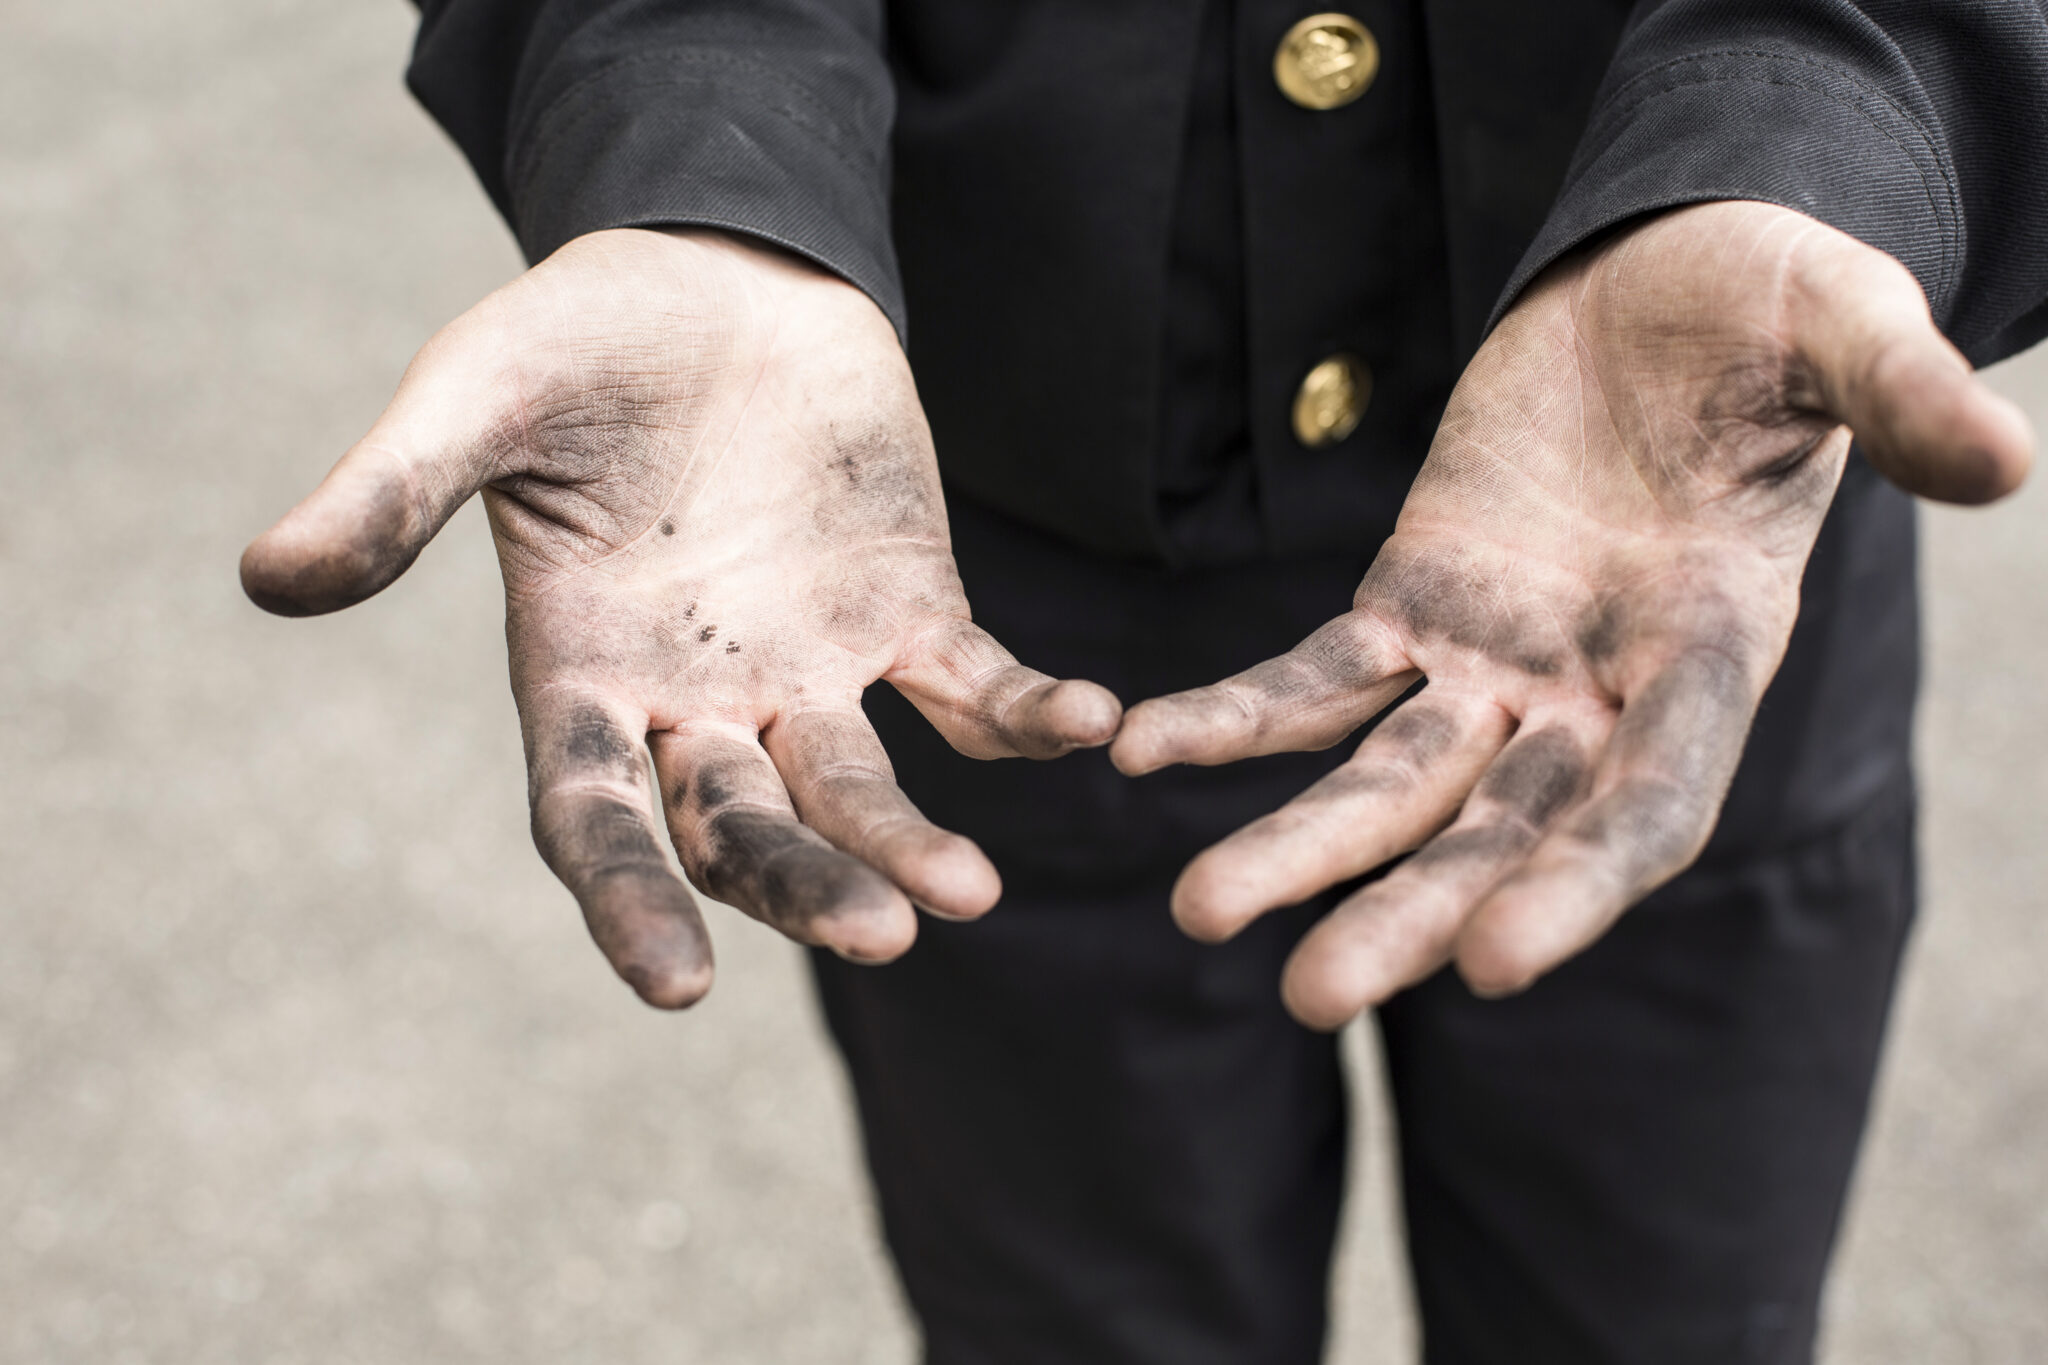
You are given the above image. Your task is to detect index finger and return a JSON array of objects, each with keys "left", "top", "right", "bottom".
[
  {"left": 1109, "top": 613, "right": 1416, "bottom": 776},
  {"left": 888, "top": 618, "right": 1122, "bottom": 760}
]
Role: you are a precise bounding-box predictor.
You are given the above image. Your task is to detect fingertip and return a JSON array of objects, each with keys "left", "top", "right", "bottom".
[
  {"left": 621, "top": 958, "right": 716, "bottom": 1011},
  {"left": 1874, "top": 416, "right": 2033, "bottom": 506},
  {"left": 1452, "top": 932, "right": 1537, "bottom": 1001},
  {"left": 1451, "top": 884, "right": 1565, "bottom": 1000},
  {"left": 1937, "top": 447, "right": 2028, "bottom": 506},
  {"left": 240, "top": 467, "right": 422, "bottom": 616},
  {"left": 1453, "top": 952, "right": 1534, "bottom": 1001},
  {"left": 1006, "top": 677, "right": 1123, "bottom": 759},
  {"left": 1949, "top": 390, "right": 2034, "bottom": 504},
  {"left": 1279, "top": 947, "right": 1362, "bottom": 1033},
  {"left": 1106, "top": 739, "right": 1154, "bottom": 777},
  {"left": 1106, "top": 703, "right": 1175, "bottom": 777},
  {"left": 1849, "top": 340, "right": 2036, "bottom": 506},
  {"left": 825, "top": 910, "right": 919, "bottom": 964},
  {"left": 1282, "top": 910, "right": 1408, "bottom": 1031},
  {"left": 1169, "top": 854, "right": 1257, "bottom": 944},
  {"left": 1045, "top": 679, "right": 1123, "bottom": 749},
  {"left": 817, "top": 882, "right": 921, "bottom": 964},
  {"left": 240, "top": 529, "right": 346, "bottom": 617},
  {"left": 239, "top": 536, "right": 309, "bottom": 617},
  {"left": 573, "top": 870, "right": 717, "bottom": 1009},
  {"left": 573, "top": 871, "right": 716, "bottom": 1010},
  {"left": 908, "top": 832, "right": 1003, "bottom": 922}
]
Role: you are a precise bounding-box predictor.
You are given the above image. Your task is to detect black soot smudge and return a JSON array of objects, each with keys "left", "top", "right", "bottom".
[
  {"left": 1408, "top": 823, "right": 1531, "bottom": 870},
  {"left": 1477, "top": 727, "right": 1589, "bottom": 826},
  {"left": 563, "top": 705, "right": 640, "bottom": 778}
]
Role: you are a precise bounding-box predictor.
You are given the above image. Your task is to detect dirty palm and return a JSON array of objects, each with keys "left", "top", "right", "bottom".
[{"left": 243, "top": 202, "right": 2030, "bottom": 1024}]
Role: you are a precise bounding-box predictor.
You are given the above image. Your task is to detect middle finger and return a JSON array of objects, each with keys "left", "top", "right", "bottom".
[
  {"left": 650, "top": 723, "right": 917, "bottom": 963},
  {"left": 762, "top": 703, "right": 1002, "bottom": 920},
  {"left": 1170, "top": 688, "right": 1512, "bottom": 942},
  {"left": 1280, "top": 709, "right": 1607, "bottom": 1028}
]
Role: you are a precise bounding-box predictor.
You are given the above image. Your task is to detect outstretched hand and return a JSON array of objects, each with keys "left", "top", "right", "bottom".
[
  {"left": 1113, "top": 201, "right": 2032, "bottom": 1028},
  {"left": 243, "top": 229, "right": 1119, "bottom": 1008}
]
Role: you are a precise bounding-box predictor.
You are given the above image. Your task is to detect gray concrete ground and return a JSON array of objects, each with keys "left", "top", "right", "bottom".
[{"left": 2, "top": 2, "right": 2043, "bottom": 1361}]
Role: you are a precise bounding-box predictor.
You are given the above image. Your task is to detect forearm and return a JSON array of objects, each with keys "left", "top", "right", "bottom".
[{"left": 407, "top": 0, "right": 904, "bottom": 336}]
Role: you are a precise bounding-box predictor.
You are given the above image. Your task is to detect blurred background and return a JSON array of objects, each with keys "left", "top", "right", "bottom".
[{"left": 2, "top": 3, "right": 2044, "bottom": 1362}]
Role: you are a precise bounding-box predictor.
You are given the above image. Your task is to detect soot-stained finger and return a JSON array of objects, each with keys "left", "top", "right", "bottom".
[
  {"left": 242, "top": 313, "right": 516, "bottom": 617},
  {"left": 1279, "top": 719, "right": 1599, "bottom": 1030},
  {"left": 763, "top": 706, "right": 1001, "bottom": 920},
  {"left": 1109, "top": 613, "right": 1417, "bottom": 777},
  {"left": 522, "top": 692, "right": 713, "bottom": 1009},
  {"left": 1791, "top": 238, "right": 2033, "bottom": 505},
  {"left": 241, "top": 441, "right": 473, "bottom": 617},
  {"left": 889, "top": 619, "right": 1121, "bottom": 760},
  {"left": 1170, "top": 693, "right": 1511, "bottom": 944},
  {"left": 649, "top": 726, "right": 916, "bottom": 963},
  {"left": 1454, "top": 646, "right": 1762, "bottom": 996}
]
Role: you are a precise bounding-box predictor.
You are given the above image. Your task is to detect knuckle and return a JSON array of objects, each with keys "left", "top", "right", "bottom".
[{"left": 530, "top": 785, "right": 663, "bottom": 876}]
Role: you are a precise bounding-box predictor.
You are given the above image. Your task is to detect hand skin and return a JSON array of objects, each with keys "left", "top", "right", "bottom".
[
  {"left": 1112, "top": 200, "right": 2034, "bottom": 1030},
  {"left": 242, "top": 228, "right": 1120, "bottom": 1008}
]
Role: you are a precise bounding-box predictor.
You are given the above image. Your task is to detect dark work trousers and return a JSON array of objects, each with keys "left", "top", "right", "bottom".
[{"left": 812, "top": 487, "right": 1920, "bottom": 1365}]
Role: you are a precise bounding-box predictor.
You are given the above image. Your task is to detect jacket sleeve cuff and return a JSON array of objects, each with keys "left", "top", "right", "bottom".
[
  {"left": 1489, "top": 49, "right": 1964, "bottom": 334},
  {"left": 505, "top": 48, "right": 906, "bottom": 342}
]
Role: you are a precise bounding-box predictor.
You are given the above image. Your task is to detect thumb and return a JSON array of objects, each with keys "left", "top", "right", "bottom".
[
  {"left": 1793, "top": 238, "right": 2034, "bottom": 506},
  {"left": 241, "top": 323, "right": 504, "bottom": 616},
  {"left": 889, "top": 618, "right": 1122, "bottom": 760}
]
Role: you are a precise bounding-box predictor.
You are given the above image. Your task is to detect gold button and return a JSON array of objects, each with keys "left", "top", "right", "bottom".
[
  {"left": 1274, "top": 13, "right": 1380, "bottom": 110},
  {"left": 1292, "top": 354, "right": 1371, "bottom": 448}
]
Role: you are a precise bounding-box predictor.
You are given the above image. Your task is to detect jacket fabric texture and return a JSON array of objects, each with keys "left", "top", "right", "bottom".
[
  {"left": 403, "top": 0, "right": 2048, "bottom": 864},
  {"left": 407, "top": 0, "right": 2048, "bottom": 554}
]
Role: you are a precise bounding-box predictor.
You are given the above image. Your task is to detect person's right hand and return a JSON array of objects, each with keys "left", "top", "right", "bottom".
[{"left": 241, "top": 229, "right": 1121, "bottom": 1008}]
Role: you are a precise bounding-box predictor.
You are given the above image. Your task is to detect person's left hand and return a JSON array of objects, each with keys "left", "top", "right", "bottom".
[{"left": 1110, "top": 200, "right": 2033, "bottom": 1029}]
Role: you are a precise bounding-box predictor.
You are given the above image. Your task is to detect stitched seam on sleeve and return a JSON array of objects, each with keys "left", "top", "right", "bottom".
[
  {"left": 571, "top": 210, "right": 903, "bottom": 335},
  {"left": 1584, "top": 49, "right": 1962, "bottom": 302}
]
